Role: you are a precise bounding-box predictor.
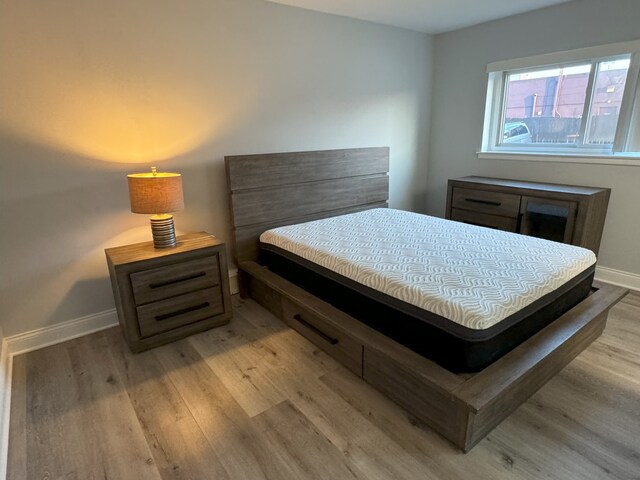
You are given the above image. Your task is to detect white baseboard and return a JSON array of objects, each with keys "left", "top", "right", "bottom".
[
  {"left": 6, "top": 309, "right": 118, "bottom": 358},
  {"left": 5, "top": 271, "right": 238, "bottom": 359},
  {"left": 595, "top": 266, "right": 640, "bottom": 292}
]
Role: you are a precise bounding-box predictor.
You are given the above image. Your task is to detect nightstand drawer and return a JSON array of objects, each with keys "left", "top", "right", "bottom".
[
  {"left": 451, "top": 187, "right": 520, "bottom": 218},
  {"left": 281, "top": 298, "right": 363, "bottom": 375},
  {"left": 130, "top": 255, "right": 220, "bottom": 305},
  {"left": 137, "top": 287, "right": 224, "bottom": 338}
]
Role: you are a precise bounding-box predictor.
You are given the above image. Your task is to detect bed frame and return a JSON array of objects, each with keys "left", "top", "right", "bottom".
[{"left": 224, "top": 147, "right": 627, "bottom": 451}]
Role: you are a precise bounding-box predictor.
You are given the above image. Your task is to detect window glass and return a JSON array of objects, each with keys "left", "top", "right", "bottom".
[
  {"left": 482, "top": 41, "right": 640, "bottom": 158},
  {"left": 501, "top": 64, "right": 591, "bottom": 145},
  {"left": 585, "top": 58, "right": 631, "bottom": 145}
]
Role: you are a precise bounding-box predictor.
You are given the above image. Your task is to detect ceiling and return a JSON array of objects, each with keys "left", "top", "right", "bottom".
[{"left": 265, "top": 0, "right": 573, "bottom": 34}]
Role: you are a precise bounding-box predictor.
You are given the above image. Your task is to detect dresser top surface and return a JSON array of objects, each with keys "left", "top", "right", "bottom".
[{"left": 450, "top": 176, "right": 610, "bottom": 196}]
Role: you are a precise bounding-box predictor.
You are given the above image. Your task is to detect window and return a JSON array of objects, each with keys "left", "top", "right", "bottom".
[{"left": 481, "top": 40, "right": 640, "bottom": 160}]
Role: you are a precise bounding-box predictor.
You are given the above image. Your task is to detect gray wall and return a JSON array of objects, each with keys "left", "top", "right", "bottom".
[
  {"left": 428, "top": 0, "right": 640, "bottom": 276},
  {"left": 0, "top": 0, "right": 433, "bottom": 336}
]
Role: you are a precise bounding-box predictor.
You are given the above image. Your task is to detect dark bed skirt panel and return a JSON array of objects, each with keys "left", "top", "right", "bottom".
[{"left": 261, "top": 248, "right": 594, "bottom": 373}]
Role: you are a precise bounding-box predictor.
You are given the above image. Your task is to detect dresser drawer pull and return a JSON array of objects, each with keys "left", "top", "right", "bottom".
[
  {"left": 155, "top": 302, "right": 210, "bottom": 321},
  {"left": 293, "top": 314, "right": 339, "bottom": 345},
  {"left": 465, "top": 198, "right": 502, "bottom": 207},
  {"left": 149, "top": 272, "right": 208, "bottom": 289}
]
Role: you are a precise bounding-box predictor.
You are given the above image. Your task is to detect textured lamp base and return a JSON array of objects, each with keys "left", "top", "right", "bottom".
[{"left": 150, "top": 214, "right": 177, "bottom": 248}]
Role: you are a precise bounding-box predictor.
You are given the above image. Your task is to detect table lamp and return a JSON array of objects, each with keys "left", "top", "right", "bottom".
[{"left": 127, "top": 166, "right": 184, "bottom": 248}]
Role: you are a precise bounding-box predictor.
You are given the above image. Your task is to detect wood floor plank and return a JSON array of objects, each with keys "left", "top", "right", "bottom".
[
  {"left": 15, "top": 336, "right": 162, "bottom": 479},
  {"left": 321, "top": 367, "right": 522, "bottom": 480},
  {"left": 149, "top": 417, "right": 231, "bottom": 480},
  {"left": 153, "top": 338, "right": 273, "bottom": 480},
  {"left": 273, "top": 363, "right": 440, "bottom": 480},
  {"left": 6, "top": 355, "right": 26, "bottom": 480},
  {"left": 536, "top": 357, "right": 640, "bottom": 448},
  {"left": 7, "top": 287, "right": 640, "bottom": 479},
  {"left": 187, "top": 324, "right": 288, "bottom": 417},
  {"left": 233, "top": 296, "right": 341, "bottom": 376},
  {"left": 65, "top": 333, "right": 164, "bottom": 480},
  {"left": 491, "top": 409, "right": 626, "bottom": 480},
  {"left": 250, "top": 400, "right": 366, "bottom": 480},
  {"left": 23, "top": 343, "right": 96, "bottom": 479},
  {"left": 518, "top": 396, "right": 639, "bottom": 479},
  {"left": 104, "top": 328, "right": 230, "bottom": 480},
  {"left": 192, "top": 303, "right": 437, "bottom": 480}
]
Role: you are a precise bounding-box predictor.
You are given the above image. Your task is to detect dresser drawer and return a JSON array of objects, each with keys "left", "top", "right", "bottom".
[
  {"left": 130, "top": 255, "right": 220, "bottom": 305},
  {"left": 281, "top": 298, "right": 363, "bottom": 375},
  {"left": 450, "top": 208, "right": 518, "bottom": 232},
  {"left": 136, "top": 287, "right": 224, "bottom": 338},
  {"left": 451, "top": 187, "right": 520, "bottom": 218}
]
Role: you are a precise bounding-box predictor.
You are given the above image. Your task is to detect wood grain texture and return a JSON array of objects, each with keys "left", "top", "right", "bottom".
[
  {"left": 281, "top": 297, "right": 364, "bottom": 376},
  {"left": 225, "top": 148, "right": 623, "bottom": 453},
  {"left": 130, "top": 254, "right": 220, "bottom": 305},
  {"left": 454, "top": 284, "right": 627, "bottom": 412},
  {"left": 445, "top": 176, "right": 610, "bottom": 254},
  {"left": 231, "top": 174, "right": 389, "bottom": 227},
  {"left": 6, "top": 356, "right": 26, "bottom": 480},
  {"left": 240, "top": 259, "right": 626, "bottom": 451},
  {"left": 451, "top": 187, "right": 521, "bottom": 218},
  {"left": 362, "top": 346, "right": 468, "bottom": 446},
  {"left": 240, "top": 260, "right": 462, "bottom": 392},
  {"left": 103, "top": 328, "right": 230, "bottom": 480},
  {"left": 8, "top": 292, "right": 640, "bottom": 479},
  {"left": 225, "top": 147, "right": 390, "bottom": 263},
  {"left": 449, "top": 208, "right": 518, "bottom": 231},
  {"left": 450, "top": 176, "right": 610, "bottom": 196},
  {"left": 12, "top": 335, "right": 162, "bottom": 479},
  {"left": 105, "top": 231, "right": 223, "bottom": 267},
  {"left": 225, "top": 147, "right": 389, "bottom": 191},
  {"left": 106, "top": 232, "right": 232, "bottom": 352},
  {"left": 136, "top": 286, "right": 224, "bottom": 338}
]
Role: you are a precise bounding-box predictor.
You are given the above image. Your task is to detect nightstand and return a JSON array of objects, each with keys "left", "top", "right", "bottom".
[{"left": 105, "top": 231, "right": 232, "bottom": 352}]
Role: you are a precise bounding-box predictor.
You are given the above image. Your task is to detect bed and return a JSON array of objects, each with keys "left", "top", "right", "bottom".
[
  {"left": 224, "top": 146, "right": 627, "bottom": 451},
  {"left": 259, "top": 208, "right": 596, "bottom": 372}
]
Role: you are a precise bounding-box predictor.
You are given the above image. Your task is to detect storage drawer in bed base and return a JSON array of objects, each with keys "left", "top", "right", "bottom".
[{"left": 244, "top": 265, "right": 363, "bottom": 376}]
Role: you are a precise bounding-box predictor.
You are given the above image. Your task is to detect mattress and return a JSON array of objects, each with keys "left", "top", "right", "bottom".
[{"left": 259, "top": 208, "right": 596, "bottom": 371}]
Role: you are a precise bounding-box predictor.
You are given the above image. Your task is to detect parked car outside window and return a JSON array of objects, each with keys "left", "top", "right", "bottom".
[{"left": 503, "top": 122, "right": 532, "bottom": 143}]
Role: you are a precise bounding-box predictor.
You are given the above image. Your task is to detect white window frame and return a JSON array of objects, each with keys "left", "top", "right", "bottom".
[{"left": 480, "top": 40, "right": 640, "bottom": 164}]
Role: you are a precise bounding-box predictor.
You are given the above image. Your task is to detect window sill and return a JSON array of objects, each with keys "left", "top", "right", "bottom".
[{"left": 477, "top": 151, "right": 640, "bottom": 167}]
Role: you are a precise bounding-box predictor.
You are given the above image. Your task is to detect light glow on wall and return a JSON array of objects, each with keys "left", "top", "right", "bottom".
[
  {"left": 0, "top": 0, "right": 262, "bottom": 165},
  {"left": 0, "top": 78, "right": 251, "bottom": 163}
]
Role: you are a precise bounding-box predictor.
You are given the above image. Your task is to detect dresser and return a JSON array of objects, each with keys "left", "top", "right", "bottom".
[
  {"left": 445, "top": 176, "right": 610, "bottom": 254},
  {"left": 105, "top": 231, "right": 232, "bottom": 352}
]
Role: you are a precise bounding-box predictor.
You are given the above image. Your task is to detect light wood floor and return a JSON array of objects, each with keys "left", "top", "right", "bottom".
[{"left": 7, "top": 292, "right": 640, "bottom": 479}]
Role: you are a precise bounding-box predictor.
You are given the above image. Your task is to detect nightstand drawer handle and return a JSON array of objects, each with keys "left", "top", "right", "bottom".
[
  {"left": 293, "top": 314, "right": 339, "bottom": 345},
  {"left": 149, "top": 272, "right": 207, "bottom": 289},
  {"left": 155, "top": 302, "right": 210, "bottom": 321},
  {"left": 465, "top": 198, "right": 501, "bottom": 207}
]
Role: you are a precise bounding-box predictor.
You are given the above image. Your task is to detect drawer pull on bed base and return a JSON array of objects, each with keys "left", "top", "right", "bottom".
[
  {"left": 155, "top": 302, "right": 211, "bottom": 321},
  {"left": 465, "top": 198, "right": 502, "bottom": 207},
  {"left": 293, "top": 314, "right": 339, "bottom": 345}
]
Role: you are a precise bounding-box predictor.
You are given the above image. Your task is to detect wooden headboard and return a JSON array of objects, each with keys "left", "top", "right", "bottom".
[{"left": 225, "top": 147, "right": 389, "bottom": 263}]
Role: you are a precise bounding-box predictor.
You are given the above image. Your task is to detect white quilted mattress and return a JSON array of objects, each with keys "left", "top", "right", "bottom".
[{"left": 259, "top": 208, "right": 596, "bottom": 330}]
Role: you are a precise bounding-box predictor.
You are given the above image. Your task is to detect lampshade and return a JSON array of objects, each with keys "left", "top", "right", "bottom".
[{"left": 128, "top": 168, "right": 184, "bottom": 214}]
